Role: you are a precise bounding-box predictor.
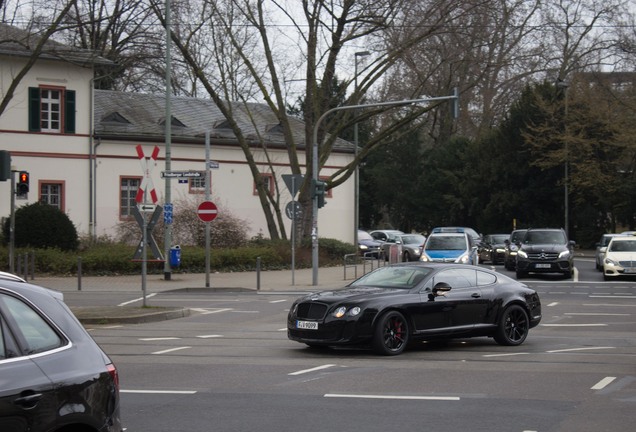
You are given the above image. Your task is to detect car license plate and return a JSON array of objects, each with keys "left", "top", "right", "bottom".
[
  {"left": 624, "top": 268, "right": 636, "bottom": 273},
  {"left": 296, "top": 320, "right": 318, "bottom": 330},
  {"left": 535, "top": 263, "right": 552, "bottom": 269}
]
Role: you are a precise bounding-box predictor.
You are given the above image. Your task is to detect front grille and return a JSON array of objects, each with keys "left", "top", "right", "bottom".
[
  {"left": 296, "top": 302, "right": 328, "bottom": 320},
  {"left": 527, "top": 252, "right": 559, "bottom": 260},
  {"left": 619, "top": 260, "right": 636, "bottom": 268}
]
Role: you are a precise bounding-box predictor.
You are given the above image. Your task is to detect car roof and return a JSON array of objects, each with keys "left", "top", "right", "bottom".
[
  {"left": 0, "top": 271, "right": 26, "bottom": 283},
  {"left": 609, "top": 235, "right": 636, "bottom": 242}
]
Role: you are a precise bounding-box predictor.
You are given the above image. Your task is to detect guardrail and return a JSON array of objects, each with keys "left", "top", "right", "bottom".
[{"left": 343, "top": 252, "right": 386, "bottom": 280}]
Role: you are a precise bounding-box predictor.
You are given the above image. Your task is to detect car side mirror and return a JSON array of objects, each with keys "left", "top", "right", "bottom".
[{"left": 432, "top": 282, "right": 451, "bottom": 296}]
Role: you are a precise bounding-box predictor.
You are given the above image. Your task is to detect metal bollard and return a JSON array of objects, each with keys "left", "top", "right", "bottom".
[
  {"left": 77, "top": 257, "right": 82, "bottom": 291},
  {"left": 256, "top": 257, "right": 261, "bottom": 291}
]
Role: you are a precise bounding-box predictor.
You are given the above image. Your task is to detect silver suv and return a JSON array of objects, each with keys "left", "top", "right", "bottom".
[{"left": 515, "top": 228, "right": 575, "bottom": 279}]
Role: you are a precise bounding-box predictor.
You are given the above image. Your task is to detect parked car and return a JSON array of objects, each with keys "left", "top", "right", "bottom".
[
  {"left": 287, "top": 263, "right": 542, "bottom": 355},
  {"left": 515, "top": 228, "right": 575, "bottom": 279},
  {"left": 504, "top": 229, "right": 528, "bottom": 270},
  {"left": 602, "top": 235, "right": 636, "bottom": 280},
  {"left": 419, "top": 232, "right": 479, "bottom": 265},
  {"left": 369, "top": 229, "right": 404, "bottom": 243},
  {"left": 0, "top": 278, "right": 122, "bottom": 432},
  {"left": 595, "top": 233, "right": 622, "bottom": 271},
  {"left": 357, "top": 230, "right": 382, "bottom": 258},
  {"left": 389, "top": 234, "right": 426, "bottom": 262},
  {"left": 478, "top": 234, "right": 509, "bottom": 264}
]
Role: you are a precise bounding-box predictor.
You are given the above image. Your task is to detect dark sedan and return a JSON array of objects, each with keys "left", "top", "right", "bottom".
[
  {"left": 0, "top": 279, "right": 122, "bottom": 432},
  {"left": 287, "top": 263, "right": 542, "bottom": 355}
]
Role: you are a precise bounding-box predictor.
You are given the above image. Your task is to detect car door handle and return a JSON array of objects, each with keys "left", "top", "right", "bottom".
[
  {"left": 14, "top": 393, "right": 43, "bottom": 409},
  {"left": 471, "top": 293, "right": 481, "bottom": 298}
]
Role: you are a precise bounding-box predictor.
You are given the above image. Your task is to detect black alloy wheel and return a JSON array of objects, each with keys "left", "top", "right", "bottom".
[
  {"left": 373, "top": 311, "right": 409, "bottom": 355},
  {"left": 493, "top": 305, "right": 529, "bottom": 346}
]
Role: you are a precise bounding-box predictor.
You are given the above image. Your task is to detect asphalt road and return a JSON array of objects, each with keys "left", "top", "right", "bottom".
[{"left": 73, "top": 257, "right": 636, "bottom": 432}]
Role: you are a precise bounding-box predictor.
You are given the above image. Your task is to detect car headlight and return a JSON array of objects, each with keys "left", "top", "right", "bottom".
[
  {"left": 332, "top": 306, "right": 361, "bottom": 318},
  {"left": 510, "top": 245, "right": 519, "bottom": 252},
  {"left": 605, "top": 257, "right": 618, "bottom": 266},
  {"left": 457, "top": 253, "right": 470, "bottom": 264},
  {"left": 517, "top": 250, "right": 528, "bottom": 258},
  {"left": 558, "top": 250, "right": 571, "bottom": 259},
  {"left": 359, "top": 245, "right": 368, "bottom": 250},
  {"left": 420, "top": 254, "right": 431, "bottom": 262}
]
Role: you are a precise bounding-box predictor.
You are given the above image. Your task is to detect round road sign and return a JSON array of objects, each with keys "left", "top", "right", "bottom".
[{"left": 197, "top": 201, "right": 218, "bottom": 222}]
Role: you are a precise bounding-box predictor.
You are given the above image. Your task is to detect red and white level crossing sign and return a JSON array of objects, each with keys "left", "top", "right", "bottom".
[
  {"left": 197, "top": 201, "right": 218, "bottom": 222},
  {"left": 135, "top": 145, "right": 159, "bottom": 204}
]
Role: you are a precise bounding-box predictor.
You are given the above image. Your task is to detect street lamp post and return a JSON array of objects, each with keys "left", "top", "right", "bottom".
[
  {"left": 353, "top": 51, "right": 370, "bottom": 252},
  {"left": 311, "top": 90, "right": 459, "bottom": 285},
  {"left": 557, "top": 79, "right": 569, "bottom": 238}
]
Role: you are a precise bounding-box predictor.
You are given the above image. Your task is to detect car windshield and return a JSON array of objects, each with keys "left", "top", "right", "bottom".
[
  {"left": 523, "top": 231, "right": 566, "bottom": 245},
  {"left": 489, "top": 235, "right": 508, "bottom": 243},
  {"left": 426, "top": 236, "right": 466, "bottom": 250},
  {"left": 350, "top": 266, "right": 432, "bottom": 289},
  {"left": 511, "top": 231, "right": 526, "bottom": 242},
  {"left": 400, "top": 235, "right": 425, "bottom": 245},
  {"left": 358, "top": 231, "right": 373, "bottom": 241},
  {"left": 609, "top": 240, "right": 636, "bottom": 252}
]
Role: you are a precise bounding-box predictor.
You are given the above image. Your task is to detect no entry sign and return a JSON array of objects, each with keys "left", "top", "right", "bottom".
[{"left": 197, "top": 201, "right": 218, "bottom": 222}]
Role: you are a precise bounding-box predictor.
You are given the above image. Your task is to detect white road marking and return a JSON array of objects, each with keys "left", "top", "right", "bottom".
[
  {"left": 289, "top": 364, "right": 336, "bottom": 376},
  {"left": 196, "top": 335, "right": 223, "bottom": 338},
  {"left": 118, "top": 293, "right": 157, "bottom": 306},
  {"left": 591, "top": 376, "right": 617, "bottom": 390},
  {"left": 324, "top": 394, "right": 460, "bottom": 401},
  {"left": 483, "top": 353, "right": 529, "bottom": 357},
  {"left": 269, "top": 299, "right": 287, "bottom": 303},
  {"left": 541, "top": 323, "right": 607, "bottom": 327},
  {"left": 140, "top": 337, "right": 180, "bottom": 341},
  {"left": 152, "top": 346, "right": 191, "bottom": 355},
  {"left": 564, "top": 313, "right": 629, "bottom": 316},
  {"left": 547, "top": 302, "right": 559, "bottom": 307},
  {"left": 121, "top": 389, "right": 197, "bottom": 394},
  {"left": 191, "top": 307, "right": 234, "bottom": 314},
  {"left": 547, "top": 347, "right": 615, "bottom": 353},
  {"left": 590, "top": 295, "right": 636, "bottom": 299}
]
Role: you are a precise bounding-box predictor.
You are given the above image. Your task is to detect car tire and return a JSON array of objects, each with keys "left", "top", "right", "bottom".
[
  {"left": 516, "top": 270, "right": 526, "bottom": 279},
  {"left": 493, "top": 305, "right": 529, "bottom": 346},
  {"left": 563, "top": 270, "right": 572, "bottom": 279},
  {"left": 603, "top": 273, "right": 610, "bottom": 281},
  {"left": 403, "top": 251, "right": 411, "bottom": 262},
  {"left": 372, "top": 311, "right": 409, "bottom": 356}
]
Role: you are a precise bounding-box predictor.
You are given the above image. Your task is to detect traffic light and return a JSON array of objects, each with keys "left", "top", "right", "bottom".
[
  {"left": 17, "top": 171, "right": 29, "bottom": 197},
  {"left": 312, "top": 178, "right": 327, "bottom": 208}
]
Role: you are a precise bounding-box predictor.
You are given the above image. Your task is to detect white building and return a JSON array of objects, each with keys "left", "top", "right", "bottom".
[{"left": 0, "top": 23, "right": 355, "bottom": 245}]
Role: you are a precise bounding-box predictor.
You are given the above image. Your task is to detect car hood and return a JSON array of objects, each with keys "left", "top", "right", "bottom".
[
  {"left": 359, "top": 239, "right": 382, "bottom": 247},
  {"left": 299, "top": 286, "right": 405, "bottom": 303},
  {"left": 520, "top": 244, "right": 569, "bottom": 253},
  {"left": 607, "top": 251, "right": 636, "bottom": 260}
]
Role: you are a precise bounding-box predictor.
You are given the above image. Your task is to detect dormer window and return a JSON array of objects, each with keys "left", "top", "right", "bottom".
[
  {"left": 159, "top": 116, "right": 186, "bottom": 128},
  {"left": 102, "top": 112, "right": 131, "bottom": 124},
  {"left": 28, "top": 86, "right": 75, "bottom": 134}
]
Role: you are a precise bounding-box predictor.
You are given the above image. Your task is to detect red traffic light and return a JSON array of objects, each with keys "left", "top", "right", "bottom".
[{"left": 19, "top": 171, "right": 29, "bottom": 184}]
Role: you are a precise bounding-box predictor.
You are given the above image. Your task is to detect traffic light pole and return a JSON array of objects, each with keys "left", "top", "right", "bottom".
[
  {"left": 311, "top": 90, "right": 459, "bottom": 285},
  {"left": 9, "top": 170, "right": 16, "bottom": 273}
]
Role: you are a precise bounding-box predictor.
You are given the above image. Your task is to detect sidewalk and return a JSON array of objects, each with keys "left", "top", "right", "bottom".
[{"left": 30, "top": 263, "right": 379, "bottom": 325}]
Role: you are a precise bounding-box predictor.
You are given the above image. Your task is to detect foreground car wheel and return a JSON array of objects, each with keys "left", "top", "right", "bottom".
[
  {"left": 373, "top": 311, "right": 409, "bottom": 355},
  {"left": 494, "top": 305, "right": 529, "bottom": 346}
]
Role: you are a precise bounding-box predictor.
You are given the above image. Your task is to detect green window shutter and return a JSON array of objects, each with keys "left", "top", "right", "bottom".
[
  {"left": 64, "top": 90, "right": 76, "bottom": 134},
  {"left": 28, "top": 87, "right": 41, "bottom": 132}
]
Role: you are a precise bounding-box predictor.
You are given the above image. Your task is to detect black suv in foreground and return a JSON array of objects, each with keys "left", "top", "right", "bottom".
[{"left": 515, "top": 228, "right": 575, "bottom": 279}]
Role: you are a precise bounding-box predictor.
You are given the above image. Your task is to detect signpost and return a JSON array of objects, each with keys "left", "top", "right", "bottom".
[{"left": 197, "top": 201, "right": 218, "bottom": 222}]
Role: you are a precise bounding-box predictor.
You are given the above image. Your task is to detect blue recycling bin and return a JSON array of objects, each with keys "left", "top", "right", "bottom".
[{"left": 169, "top": 245, "right": 181, "bottom": 267}]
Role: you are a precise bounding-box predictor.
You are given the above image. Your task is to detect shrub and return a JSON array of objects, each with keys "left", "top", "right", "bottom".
[{"left": 2, "top": 202, "right": 79, "bottom": 251}]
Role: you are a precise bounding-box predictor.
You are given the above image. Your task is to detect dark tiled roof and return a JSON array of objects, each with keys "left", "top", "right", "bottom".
[
  {"left": 0, "top": 22, "right": 112, "bottom": 66},
  {"left": 94, "top": 90, "right": 354, "bottom": 152}
]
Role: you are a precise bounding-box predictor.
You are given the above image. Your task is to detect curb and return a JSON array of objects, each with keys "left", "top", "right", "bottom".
[{"left": 72, "top": 306, "right": 191, "bottom": 325}]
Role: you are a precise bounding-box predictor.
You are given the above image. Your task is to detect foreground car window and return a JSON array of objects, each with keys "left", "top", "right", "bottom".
[
  {"left": 351, "top": 267, "right": 432, "bottom": 288},
  {"left": 0, "top": 294, "right": 64, "bottom": 355}
]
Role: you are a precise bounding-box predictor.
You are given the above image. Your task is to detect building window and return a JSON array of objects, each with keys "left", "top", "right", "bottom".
[
  {"left": 28, "top": 87, "right": 75, "bottom": 134},
  {"left": 120, "top": 177, "right": 141, "bottom": 218},
  {"left": 254, "top": 173, "right": 274, "bottom": 195},
  {"left": 39, "top": 181, "right": 64, "bottom": 211},
  {"left": 189, "top": 176, "right": 207, "bottom": 194}
]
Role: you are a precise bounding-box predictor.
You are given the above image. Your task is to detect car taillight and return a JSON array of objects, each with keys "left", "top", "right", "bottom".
[{"left": 107, "top": 363, "right": 120, "bottom": 391}]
